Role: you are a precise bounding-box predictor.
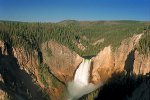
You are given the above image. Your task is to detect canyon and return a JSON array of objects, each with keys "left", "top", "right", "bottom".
[{"left": 0, "top": 34, "right": 150, "bottom": 100}]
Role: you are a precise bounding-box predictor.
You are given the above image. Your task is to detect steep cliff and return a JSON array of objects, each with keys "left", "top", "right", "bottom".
[
  {"left": 0, "top": 40, "right": 66, "bottom": 99},
  {"left": 91, "top": 34, "right": 150, "bottom": 84},
  {"left": 0, "top": 33, "right": 150, "bottom": 100},
  {"left": 0, "top": 39, "right": 82, "bottom": 100},
  {"left": 0, "top": 40, "right": 47, "bottom": 100},
  {"left": 84, "top": 33, "right": 150, "bottom": 100},
  {"left": 41, "top": 40, "right": 83, "bottom": 83}
]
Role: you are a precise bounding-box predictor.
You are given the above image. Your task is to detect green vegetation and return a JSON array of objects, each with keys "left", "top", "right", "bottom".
[
  {"left": 37, "top": 63, "right": 60, "bottom": 88},
  {"left": 137, "top": 26, "right": 150, "bottom": 55},
  {"left": 37, "top": 64, "right": 49, "bottom": 88},
  {"left": 47, "top": 48, "right": 52, "bottom": 57},
  {"left": 0, "top": 20, "right": 150, "bottom": 100},
  {"left": 80, "top": 89, "right": 100, "bottom": 100},
  {"left": 0, "top": 20, "right": 149, "bottom": 56},
  {"left": 37, "top": 63, "right": 66, "bottom": 99}
]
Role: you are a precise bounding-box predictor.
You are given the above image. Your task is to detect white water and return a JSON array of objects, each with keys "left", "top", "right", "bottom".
[
  {"left": 67, "top": 59, "right": 101, "bottom": 100},
  {"left": 74, "top": 59, "right": 91, "bottom": 86}
]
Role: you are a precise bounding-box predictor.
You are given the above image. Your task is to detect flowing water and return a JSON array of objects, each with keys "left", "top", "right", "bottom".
[
  {"left": 67, "top": 59, "right": 101, "bottom": 100},
  {"left": 74, "top": 59, "right": 91, "bottom": 86}
]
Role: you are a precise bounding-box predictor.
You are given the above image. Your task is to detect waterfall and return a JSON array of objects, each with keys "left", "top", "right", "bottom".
[
  {"left": 74, "top": 59, "right": 91, "bottom": 86},
  {"left": 67, "top": 59, "right": 101, "bottom": 100}
]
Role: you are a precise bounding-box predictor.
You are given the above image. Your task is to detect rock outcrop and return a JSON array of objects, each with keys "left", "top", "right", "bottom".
[
  {"left": 0, "top": 73, "right": 8, "bottom": 100},
  {"left": 0, "top": 41, "right": 44, "bottom": 100},
  {"left": 0, "top": 41, "right": 6, "bottom": 55},
  {"left": 91, "top": 34, "right": 150, "bottom": 84},
  {"left": 91, "top": 46, "right": 115, "bottom": 83},
  {"left": 0, "top": 33, "right": 150, "bottom": 100},
  {"left": 0, "top": 40, "right": 69, "bottom": 100},
  {"left": 42, "top": 40, "right": 83, "bottom": 83},
  {"left": 114, "top": 34, "right": 142, "bottom": 70},
  {"left": 133, "top": 51, "right": 150, "bottom": 75},
  {"left": 0, "top": 89, "right": 7, "bottom": 100}
]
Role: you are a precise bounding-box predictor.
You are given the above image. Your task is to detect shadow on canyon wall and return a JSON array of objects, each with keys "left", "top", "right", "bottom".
[
  {"left": 95, "top": 49, "right": 149, "bottom": 100},
  {"left": 0, "top": 44, "right": 48, "bottom": 100},
  {"left": 80, "top": 48, "right": 149, "bottom": 100},
  {"left": 124, "top": 49, "right": 136, "bottom": 75},
  {"left": 95, "top": 72, "right": 150, "bottom": 100}
]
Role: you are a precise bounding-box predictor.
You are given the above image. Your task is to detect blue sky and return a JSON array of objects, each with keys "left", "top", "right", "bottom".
[{"left": 0, "top": 0, "right": 150, "bottom": 22}]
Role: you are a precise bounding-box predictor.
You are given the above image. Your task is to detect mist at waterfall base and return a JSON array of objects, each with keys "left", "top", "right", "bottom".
[{"left": 67, "top": 59, "right": 102, "bottom": 100}]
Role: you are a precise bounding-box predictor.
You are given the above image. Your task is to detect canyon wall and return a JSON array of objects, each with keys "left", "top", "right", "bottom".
[
  {"left": 91, "top": 34, "right": 150, "bottom": 84},
  {"left": 0, "top": 34, "right": 150, "bottom": 100},
  {"left": 41, "top": 40, "right": 83, "bottom": 83}
]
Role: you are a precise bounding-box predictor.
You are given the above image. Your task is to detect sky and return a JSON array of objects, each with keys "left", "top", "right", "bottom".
[{"left": 0, "top": 0, "right": 150, "bottom": 22}]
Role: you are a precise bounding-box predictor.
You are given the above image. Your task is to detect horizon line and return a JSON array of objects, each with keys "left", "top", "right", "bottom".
[{"left": 1, "top": 19, "right": 150, "bottom": 23}]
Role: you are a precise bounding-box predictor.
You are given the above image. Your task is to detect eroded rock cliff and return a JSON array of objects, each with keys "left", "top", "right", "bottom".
[
  {"left": 91, "top": 34, "right": 150, "bottom": 84},
  {"left": 41, "top": 40, "right": 83, "bottom": 83},
  {"left": 0, "top": 33, "right": 150, "bottom": 100},
  {"left": 0, "top": 40, "right": 70, "bottom": 100}
]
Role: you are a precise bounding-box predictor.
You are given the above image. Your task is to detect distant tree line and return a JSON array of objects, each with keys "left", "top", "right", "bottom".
[{"left": 0, "top": 20, "right": 149, "bottom": 56}]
